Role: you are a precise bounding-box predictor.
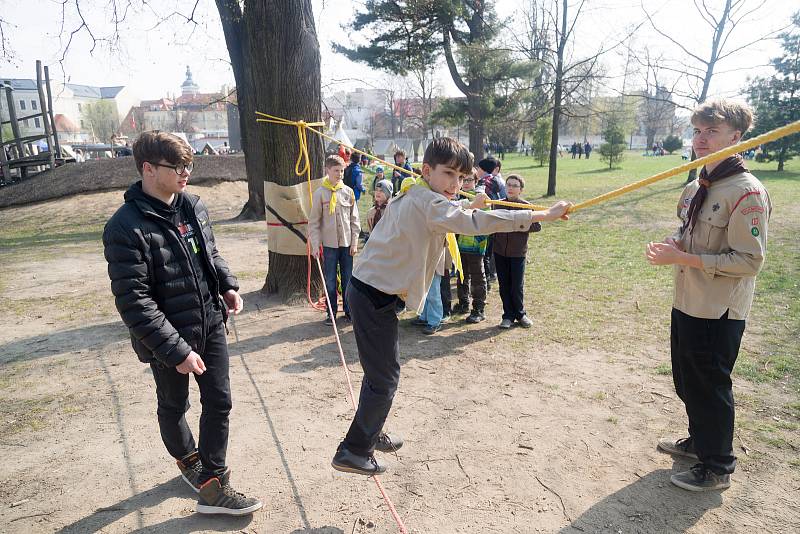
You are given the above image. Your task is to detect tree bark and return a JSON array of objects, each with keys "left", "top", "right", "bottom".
[
  {"left": 218, "top": 0, "right": 324, "bottom": 300},
  {"left": 216, "top": 0, "right": 265, "bottom": 221}
]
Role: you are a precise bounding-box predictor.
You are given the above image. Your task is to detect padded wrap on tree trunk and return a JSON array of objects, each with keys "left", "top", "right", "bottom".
[{"left": 264, "top": 178, "right": 322, "bottom": 256}]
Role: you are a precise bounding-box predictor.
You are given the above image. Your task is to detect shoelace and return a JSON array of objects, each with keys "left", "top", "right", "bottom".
[
  {"left": 675, "top": 437, "right": 692, "bottom": 451},
  {"left": 690, "top": 464, "right": 711, "bottom": 481},
  {"left": 222, "top": 484, "right": 249, "bottom": 501}
]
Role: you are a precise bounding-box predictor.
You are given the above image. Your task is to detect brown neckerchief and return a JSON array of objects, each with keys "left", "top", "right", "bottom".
[
  {"left": 685, "top": 154, "right": 748, "bottom": 234},
  {"left": 373, "top": 201, "right": 387, "bottom": 227}
]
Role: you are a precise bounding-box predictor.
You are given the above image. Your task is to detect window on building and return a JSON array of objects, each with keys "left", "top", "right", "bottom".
[
  {"left": 80, "top": 120, "right": 85, "bottom": 128},
  {"left": 31, "top": 100, "right": 38, "bottom": 110},
  {"left": 34, "top": 117, "right": 41, "bottom": 128},
  {"left": 19, "top": 100, "right": 26, "bottom": 110},
  {"left": 24, "top": 119, "right": 29, "bottom": 127},
  {"left": 77, "top": 103, "right": 82, "bottom": 112}
]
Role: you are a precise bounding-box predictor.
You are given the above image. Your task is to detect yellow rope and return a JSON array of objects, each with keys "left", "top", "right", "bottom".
[
  {"left": 256, "top": 111, "right": 800, "bottom": 214},
  {"left": 255, "top": 111, "right": 325, "bottom": 206}
]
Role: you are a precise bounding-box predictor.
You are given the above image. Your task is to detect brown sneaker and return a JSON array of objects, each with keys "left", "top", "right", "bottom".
[
  {"left": 176, "top": 451, "right": 203, "bottom": 493},
  {"left": 196, "top": 468, "right": 263, "bottom": 515}
]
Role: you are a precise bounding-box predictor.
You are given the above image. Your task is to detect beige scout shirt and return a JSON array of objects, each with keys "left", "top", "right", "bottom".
[
  {"left": 308, "top": 183, "right": 361, "bottom": 249},
  {"left": 353, "top": 185, "right": 535, "bottom": 312},
  {"left": 673, "top": 171, "right": 772, "bottom": 320}
]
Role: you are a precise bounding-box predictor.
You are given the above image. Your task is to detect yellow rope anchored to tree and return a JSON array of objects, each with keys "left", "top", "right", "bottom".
[{"left": 256, "top": 111, "right": 800, "bottom": 213}]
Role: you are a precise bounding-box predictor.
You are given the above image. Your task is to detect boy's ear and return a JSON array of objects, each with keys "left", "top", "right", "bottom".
[{"left": 421, "top": 163, "right": 431, "bottom": 177}]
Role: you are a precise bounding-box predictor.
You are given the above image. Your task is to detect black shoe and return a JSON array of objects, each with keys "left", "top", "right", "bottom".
[
  {"left": 658, "top": 436, "right": 699, "bottom": 460},
  {"left": 423, "top": 323, "right": 441, "bottom": 335},
  {"left": 375, "top": 432, "right": 404, "bottom": 453},
  {"left": 466, "top": 311, "right": 485, "bottom": 324},
  {"left": 452, "top": 302, "right": 469, "bottom": 314},
  {"left": 410, "top": 317, "right": 427, "bottom": 326},
  {"left": 332, "top": 445, "right": 387, "bottom": 475},
  {"left": 196, "top": 468, "right": 263, "bottom": 515},
  {"left": 324, "top": 315, "right": 334, "bottom": 326},
  {"left": 344, "top": 314, "right": 352, "bottom": 323},
  {"left": 176, "top": 451, "right": 203, "bottom": 493},
  {"left": 670, "top": 464, "right": 731, "bottom": 492}
]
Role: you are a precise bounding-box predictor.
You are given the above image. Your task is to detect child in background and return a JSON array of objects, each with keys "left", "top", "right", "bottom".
[
  {"left": 308, "top": 155, "right": 361, "bottom": 325},
  {"left": 365, "top": 179, "right": 393, "bottom": 241},
  {"left": 454, "top": 170, "right": 489, "bottom": 323},
  {"left": 492, "top": 174, "right": 540, "bottom": 329},
  {"left": 371, "top": 166, "right": 386, "bottom": 195},
  {"left": 390, "top": 150, "right": 414, "bottom": 195}
]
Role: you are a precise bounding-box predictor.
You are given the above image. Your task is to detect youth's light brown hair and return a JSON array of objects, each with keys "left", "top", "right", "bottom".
[
  {"left": 325, "top": 154, "right": 345, "bottom": 168},
  {"left": 132, "top": 130, "right": 193, "bottom": 176},
  {"left": 691, "top": 99, "right": 754, "bottom": 134},
  {"left": 423, "top": 137, "right": 474, "bottom": 175}
]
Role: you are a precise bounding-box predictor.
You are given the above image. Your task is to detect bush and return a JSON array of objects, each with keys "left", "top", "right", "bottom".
[{"left": 662, "top": 135, "right": 683, "bottom": 154}]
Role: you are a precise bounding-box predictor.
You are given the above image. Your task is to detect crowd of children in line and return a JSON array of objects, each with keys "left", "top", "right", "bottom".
[{"left": 309, "top": 148, "right": 544, "bottom": 334}]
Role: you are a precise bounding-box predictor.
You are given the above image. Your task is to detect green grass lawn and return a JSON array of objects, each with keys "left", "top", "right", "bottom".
[{"left": 359, "top": 151, "right": 800, "bottom": 395}]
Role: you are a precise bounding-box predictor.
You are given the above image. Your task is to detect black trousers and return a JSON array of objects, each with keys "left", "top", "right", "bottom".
[
  {"left": 456, "top": 252, "right": 487, "bottom": 312},
  {"left": 150, "top": 314, "right": 232, "bottom": 479},
  {"left": 440, "top": 268, "right": 452, "bottom": 315},
  {"left": 494, "top": 253, "right": 526, "bottom": 320},
  {"left": 343, "top": 280, "right": 400, "bottom": 457},
  {"left": 671, "top": 308, "right": 745, "bottom": 475},
  {"left": 483, "top": 238, "right": 496, "bottom": 279}
]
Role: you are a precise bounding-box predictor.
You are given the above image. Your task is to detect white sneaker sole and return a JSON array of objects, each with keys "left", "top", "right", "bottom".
[
  {"left": 196, "top": 501, "right": 263, "bottom": 515},
  {"left": 181, "top": 474, "right": 201, "bottom": 493}
]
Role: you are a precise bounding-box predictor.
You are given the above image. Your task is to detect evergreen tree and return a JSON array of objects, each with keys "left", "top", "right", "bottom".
[
  {"left": 531, "top": 117, "right": 551, "bottom": 167},
  {"left": 662, "top": 134, "right": 683, "bottom": 155},
  {"left": 598, "top": 115, "right": 627, "bottom": 169},
  {"left": 334, "top": 0, "right": 537, "bottom": 157},
  {"left": 747, "top": 12, "right": 800, "bottom": 171}
]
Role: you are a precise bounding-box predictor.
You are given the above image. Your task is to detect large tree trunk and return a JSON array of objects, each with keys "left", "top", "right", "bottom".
[
  {"left": 467, "top": 93, "right": 484, "bottom": 158},
  {"left": 218, "top": 0, "right": 324, "bottom": 300},
  {"left": 216, "top": 1, "right": 265, "bottom": 221}
]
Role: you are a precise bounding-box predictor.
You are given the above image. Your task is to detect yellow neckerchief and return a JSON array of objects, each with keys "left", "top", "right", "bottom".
[
  {"left": 322, "top": 176, "right": 343, "bottom": 214},
  {"left": 398, "top": 176, "right": 464, "bottom": 283}
]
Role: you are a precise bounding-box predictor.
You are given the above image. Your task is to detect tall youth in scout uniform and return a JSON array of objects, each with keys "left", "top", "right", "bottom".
[
  {"left": 309, "top": 154, "right": 361, "bottom": 325},
  {"left": 103, "top": 131, "right": 262, "bottom": 515},
  {"left": 646, "top": 99, "right": 772, "bottom": 492},
  {"left": 331, "top": 137, "right": 572, "bottom": 475}
]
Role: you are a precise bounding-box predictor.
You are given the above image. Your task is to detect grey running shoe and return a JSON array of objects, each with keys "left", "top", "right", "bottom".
[
  {"left": 498, "top": 318, "right": 513, "bottom": 329},
  {"left": 196, "top": 468, "right": 263, "bottom": 515},
  {"left": 466, "top": 310, "right": 485, "bottom": 324},
  {"left": 670, "top": 464, "right": 731, "bottom": 492},
  {"left": 658, "top": 436, "right": 698, "bottom": 460},
  {"left": 177, "top": 451, "right": 203, "bottom": 493},
  {"left": 375, "top": 432, "right": 404, "bottom": 453},
  {"left": 332, "top": 445, "right": 387, "bottom": 475},
  {"left": 517, "top": 315, "right": 533, "bottom": 328}
]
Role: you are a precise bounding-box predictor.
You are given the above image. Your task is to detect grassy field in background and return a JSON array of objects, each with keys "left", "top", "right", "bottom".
[{"left": 359, "top": 151, "right": 800, "bottom": 397}]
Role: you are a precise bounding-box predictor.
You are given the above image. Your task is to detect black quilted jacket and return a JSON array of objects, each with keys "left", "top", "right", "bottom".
[{"left": 103, "top": 181, "right": 238, "bottom": 366}]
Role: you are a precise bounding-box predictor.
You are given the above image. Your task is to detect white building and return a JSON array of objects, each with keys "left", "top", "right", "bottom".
[
  {"left": 0, "top": 75, "right": 138, "bottom": 144},
  {"left": 323, "top": 87, "right": 386, "bottom": 138}
]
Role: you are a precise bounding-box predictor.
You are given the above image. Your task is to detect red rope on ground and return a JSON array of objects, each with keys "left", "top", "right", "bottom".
[
  {"left": 306, "top": 240, "right": 328, "bottom": 312},
  {"left": 314, "top": 257, "right": 409, "bottom": 534}
]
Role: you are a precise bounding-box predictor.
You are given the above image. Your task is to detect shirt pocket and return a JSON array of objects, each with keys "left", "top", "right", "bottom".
[{"left": 696, "top": 209, "right": 729, "bottom": 253}]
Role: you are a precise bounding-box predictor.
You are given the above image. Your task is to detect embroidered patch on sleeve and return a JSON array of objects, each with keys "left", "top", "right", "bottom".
[{"left": 751, "top": 227, "right": 760, "bottom": 237}]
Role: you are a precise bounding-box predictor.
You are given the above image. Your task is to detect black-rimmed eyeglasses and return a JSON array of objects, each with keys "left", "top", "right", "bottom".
[{"left": 148, "top": 161, "right": 194, "bottom": 175}]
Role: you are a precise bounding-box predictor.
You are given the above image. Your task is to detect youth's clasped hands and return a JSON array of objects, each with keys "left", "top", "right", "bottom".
[{"left": 646, "top": 237, "right": 684, "bottom": 266}]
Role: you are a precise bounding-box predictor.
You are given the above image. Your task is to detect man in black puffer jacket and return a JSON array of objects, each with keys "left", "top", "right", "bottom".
[{"left": 103, "top": 131, "right": 261, "bottom": 516}]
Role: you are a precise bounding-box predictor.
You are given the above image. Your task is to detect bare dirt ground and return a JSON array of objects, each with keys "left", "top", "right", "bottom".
[{"left": 1, "top": 181, "right": 798, "bottom": 534}]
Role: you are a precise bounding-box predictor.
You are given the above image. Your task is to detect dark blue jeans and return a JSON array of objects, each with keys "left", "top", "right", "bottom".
[
  {"left": 323, "top": 246, "right": 353, "bottom": 318},
  {"left": 495, "top": 253, "right": 526, "bottom": 320}
]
